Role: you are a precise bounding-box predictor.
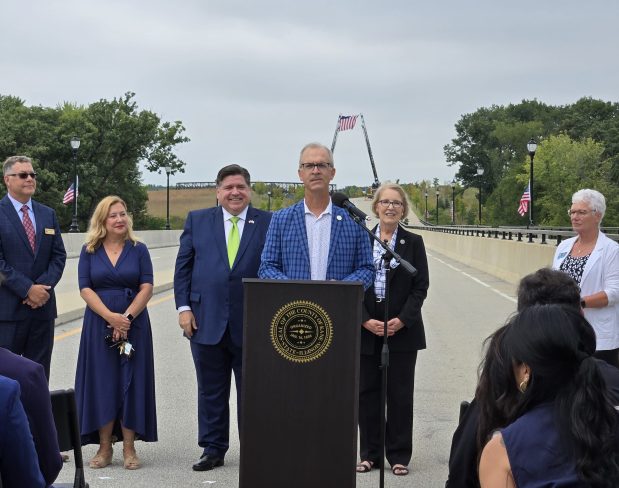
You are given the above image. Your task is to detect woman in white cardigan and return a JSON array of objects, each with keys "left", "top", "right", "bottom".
[{"left": 552, "top": 189, "right": 619, "bottom": 367}]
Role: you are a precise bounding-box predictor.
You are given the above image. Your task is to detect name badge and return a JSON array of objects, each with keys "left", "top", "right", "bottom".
[{"left": 44, "top": 228, "right": 55, "bottom": 235}]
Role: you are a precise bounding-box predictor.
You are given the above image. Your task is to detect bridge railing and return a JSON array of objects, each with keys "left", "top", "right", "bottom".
[{"left": 405, "top": 224, "right": 619, "bottom": 246}]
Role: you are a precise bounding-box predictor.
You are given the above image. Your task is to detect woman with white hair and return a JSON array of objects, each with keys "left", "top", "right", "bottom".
[{"left": 552, "top": 189, "right": 619, "bottom": 367}]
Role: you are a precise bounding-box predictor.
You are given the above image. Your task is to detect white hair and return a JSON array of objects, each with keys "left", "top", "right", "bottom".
[{"left": 572, "top": 189, "right": 606, "bottom": 220}]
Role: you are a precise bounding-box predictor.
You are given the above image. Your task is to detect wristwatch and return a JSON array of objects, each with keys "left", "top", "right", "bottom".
[
  {"left": 124, "top": 313, "right": 134, "bottom": 322},
  {"left": 580, "top": 299, "right": 586, "bottom": 309}
]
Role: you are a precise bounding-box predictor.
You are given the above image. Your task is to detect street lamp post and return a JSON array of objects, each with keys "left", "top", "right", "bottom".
[
  {"left": 476, "top": 167, "right": 485, "bottom": 225},
  {"left": 267, "top": 191, "right": 272, "bottom": 212},
  {"left": 527, "top": 138, "right": 537, "bottom": 227},
  {"left": 424, "top": 191, "right": 428, "bottom": 221},
  {"left": 68, "top": 136, "right": 81, "bottom": 233},
  {"left": 435, "top": 190, "right": 439, "bottom": 225},
  {"left": 164, "top": 166, "right": 172, "bottom": 230},
  {"left": 451, "top": 181, "right": 456, "bottom": 225}
]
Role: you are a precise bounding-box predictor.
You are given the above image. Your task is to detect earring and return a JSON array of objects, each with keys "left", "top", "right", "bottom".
[{"left": 518, "top": 379, "right": 528, "bottom": 393}]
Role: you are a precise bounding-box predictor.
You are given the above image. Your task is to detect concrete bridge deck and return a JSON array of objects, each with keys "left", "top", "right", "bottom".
[{"left": 49, "top": 198, "right": 528, "bottom": 487}]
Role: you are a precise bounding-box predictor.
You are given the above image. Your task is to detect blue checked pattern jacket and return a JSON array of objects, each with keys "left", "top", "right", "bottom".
[{"left": 259, "top": 201, "right": 374, "bottom": 290}]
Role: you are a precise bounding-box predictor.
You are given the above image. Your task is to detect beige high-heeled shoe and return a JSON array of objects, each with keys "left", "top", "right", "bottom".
[
  {"left": 89, "top": 447, "right": 113, "bottom": 469},
  {"left": 123, "top": 447, "right": 141, "bottom": 470}
]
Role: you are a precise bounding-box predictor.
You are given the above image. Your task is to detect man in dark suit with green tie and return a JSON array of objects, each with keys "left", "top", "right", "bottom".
[{"left": 174, "top": 164, "right": 271, "bottom": 471}]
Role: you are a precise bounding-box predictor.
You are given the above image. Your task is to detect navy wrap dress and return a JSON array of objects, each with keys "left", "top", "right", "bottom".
[{"left": 75, "top": 241, "right": 157, "bottom": 445}]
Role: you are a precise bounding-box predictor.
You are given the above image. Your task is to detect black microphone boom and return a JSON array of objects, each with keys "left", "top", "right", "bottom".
[{"left": 331, "top": 192, "right": 369, "bottom": 222}]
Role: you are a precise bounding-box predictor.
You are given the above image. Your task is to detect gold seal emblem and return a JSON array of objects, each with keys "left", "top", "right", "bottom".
[{"left": 270, "top": 300, "right": 333, "bottom": 363}]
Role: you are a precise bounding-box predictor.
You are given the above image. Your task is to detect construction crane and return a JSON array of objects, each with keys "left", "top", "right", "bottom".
[{"left": 330, "top": 113, "right": 380, "bottom": 195}]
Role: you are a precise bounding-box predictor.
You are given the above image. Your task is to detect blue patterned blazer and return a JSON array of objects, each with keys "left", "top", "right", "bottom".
[{"left": 258, "top": 200, "right": 374, "bottom": 289}]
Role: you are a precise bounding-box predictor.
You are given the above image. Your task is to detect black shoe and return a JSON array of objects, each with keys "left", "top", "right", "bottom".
[{"left": 192, "top": 453, "right": 224, "bottom": 471}]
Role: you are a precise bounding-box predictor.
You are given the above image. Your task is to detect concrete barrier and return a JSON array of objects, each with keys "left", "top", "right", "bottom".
[
  {"left": 61, "top": 230, "right": 182, "bottom": 258},
  {"left": 414, "top": 229, "right": 556, "bottom": 285}
]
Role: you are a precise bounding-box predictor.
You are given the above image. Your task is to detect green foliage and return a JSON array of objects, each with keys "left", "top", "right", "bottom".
[
  {"left": 446, "top": 97, "right": 619, "bottom": 227},
  {"left": 0, "top": 92, "right": 189, "bottom": 231}
]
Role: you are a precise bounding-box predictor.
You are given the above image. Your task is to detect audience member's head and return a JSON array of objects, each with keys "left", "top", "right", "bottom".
[{"left": 517, "top": 267, "right": 581, "bottom": 312}]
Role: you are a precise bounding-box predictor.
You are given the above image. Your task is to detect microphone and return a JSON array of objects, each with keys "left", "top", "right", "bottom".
[{"left": 331, "top": 192, "right": 369, "bottom": 221}]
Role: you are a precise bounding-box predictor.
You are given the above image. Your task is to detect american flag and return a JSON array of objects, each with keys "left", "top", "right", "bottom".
[
  {"left": 338, "top": 115, "right": 358, "bottom": 131},
  {"left": 63, "top": 181, "right": 78, "bottom": 205},
  {"left": 517, "top": 183, "right": 530, "bottom": 216}
]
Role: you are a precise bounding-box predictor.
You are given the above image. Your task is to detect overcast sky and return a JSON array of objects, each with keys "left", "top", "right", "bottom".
[{"left": 3, "top": 0, "right": 618, "bottom": 188}]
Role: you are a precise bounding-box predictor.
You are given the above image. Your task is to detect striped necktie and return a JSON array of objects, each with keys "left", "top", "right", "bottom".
[
  {"left": 21, "top": 204, "right": 36, "bottom": 252},
  {"left": 227, "top": 216, "right": 240, "bottom": 267}
]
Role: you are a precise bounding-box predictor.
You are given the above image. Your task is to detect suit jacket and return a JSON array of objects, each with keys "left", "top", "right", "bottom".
[
  {"left": 0, "top": 375, "right": 46, "bottom": 488},
  {"left": 361, "top": 225, "right": 429, "bottom": 354},
  {"left": 0, "top": 348, "right": 61, "bottom": 487},
  {"left": 258, "top": 200, "right": 374, "bottom": 289},
  {"left": 552, "top": 232, "right": 619, "bottom": 349},
  {"left": 0, "top": 195, "right": 66, "bottom": 321},
  {"left": 174, "top": 205, "right": 271, "bottom": 347}
]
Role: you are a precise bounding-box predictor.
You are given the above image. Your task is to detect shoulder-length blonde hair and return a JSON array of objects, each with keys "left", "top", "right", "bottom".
[{"left": 84, "top": 196, "right": 139, "bottom": 253}]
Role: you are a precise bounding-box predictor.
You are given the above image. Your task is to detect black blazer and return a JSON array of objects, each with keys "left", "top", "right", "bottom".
[{"left": 361, "top": 225, "right": 429, "bottom": 354}]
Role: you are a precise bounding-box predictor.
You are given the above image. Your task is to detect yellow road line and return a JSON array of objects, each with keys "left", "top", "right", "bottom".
[{"left": 54, "top": 293, "right": 174, "bottom": 342}]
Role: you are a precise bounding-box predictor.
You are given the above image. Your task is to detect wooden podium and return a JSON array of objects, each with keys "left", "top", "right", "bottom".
[{"left": 239, "top": 279, "right": 364, "bottom": 488}]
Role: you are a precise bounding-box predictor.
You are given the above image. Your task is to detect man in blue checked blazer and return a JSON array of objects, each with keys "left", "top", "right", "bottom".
[
  {"left": 174, "top": 164, "right": 271, "bottom": 472},
  {"left": 0, "top": 156, "right": 66, "bottom": 381},
  {"left": 259, "top": 142, "right": 373, "bottom": 289}
]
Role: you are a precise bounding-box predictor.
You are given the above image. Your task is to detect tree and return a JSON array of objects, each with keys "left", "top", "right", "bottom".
[{"left": 0, "top": 92, "right": 189, "bottom": 230}]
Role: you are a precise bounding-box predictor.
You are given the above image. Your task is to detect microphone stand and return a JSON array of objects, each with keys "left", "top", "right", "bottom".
[{"left": 347, "top": 214, "right": 416, "bottom": 488}]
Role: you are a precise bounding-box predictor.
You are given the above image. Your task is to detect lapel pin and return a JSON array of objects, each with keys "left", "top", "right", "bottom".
[
  {"left": 248, "top": 220, "right": 255, "bottom": 224},
  {"left": 400, "top": 239, "right": 405, "bottom": 244},
  {"left": 336, "top": 215, "right": 342, "bottom": 221}
]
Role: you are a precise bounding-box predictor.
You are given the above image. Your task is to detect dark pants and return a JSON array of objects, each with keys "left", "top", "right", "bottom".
[
  {"left": 190, "top": 328, "right": 242, "bottom": 458},
  {"left": 0, "top": 318, "right": 54, "bottom": 381},
  {"left": 595, "top": 348, "right": 619, "bottom": 369},
  {"left": 359, "top": 339, "right": 418, "bottom": 467}
]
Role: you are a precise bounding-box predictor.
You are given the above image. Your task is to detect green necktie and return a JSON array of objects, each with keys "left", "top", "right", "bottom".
[{"left": 227, "top": 216, "right": 240, "bottom": 267}]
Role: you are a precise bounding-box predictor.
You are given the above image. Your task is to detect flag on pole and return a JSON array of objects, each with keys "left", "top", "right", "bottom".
[
  {"left": 517, "top": 183, "right": 530, "bottom": 216},
  {"left": 63, "top": 179, "right": 79, "bottom": 205},
  {"left": 338, "top": 115, "right": 358, "bottom": 131}
]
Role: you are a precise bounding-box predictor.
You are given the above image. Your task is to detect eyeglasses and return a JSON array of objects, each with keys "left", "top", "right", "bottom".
[
  {"left": 6, "top": 172, "right": 37, "bottom": 179},
  {"left": 567, "top": 209, "right": 596, "bottom": 217},
  {"left": 299, "top": 162, "right": 332, "bottom": 171},
  {"left": 378, "top": 199, "right": 404, "bottom": 209}
]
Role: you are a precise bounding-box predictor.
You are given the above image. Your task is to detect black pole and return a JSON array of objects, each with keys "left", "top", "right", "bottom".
[
  {"left": 452, "top": 185, "right": 455, "bottom": 224},
  {"left": 68, "top": 149, "right": 79, "bottom": 233},
  {"left": 267, "top": 192, "right": 272, "bottom": 212},
  {"left": 165, "top": 171, "right": 171, "bottom": 230},
  {"left": 435, "top": 192, "right": 439, "bottom": 225},
  {"left": 529, "top": 153, "right": 535, "bottom": 227},
  {"left": 378, "top": 262, "right": 390, "bottom": 488},
  {"left": 424, "top": 192, "right": 428, "bottom": 221},
  {"left": 478, "top": 180, "right": 482, "bottom": 225}
]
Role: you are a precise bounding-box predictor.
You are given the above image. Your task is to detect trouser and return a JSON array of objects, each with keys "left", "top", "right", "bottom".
[
  {"left": 190, "top": 328, "right": 242, "bottom": 457},
  {"left": 358, "top": 341, "right": 418, "bottom": 467}
]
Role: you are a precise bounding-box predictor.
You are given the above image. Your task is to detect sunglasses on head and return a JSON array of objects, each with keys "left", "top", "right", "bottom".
[{"left": 7, "top": 172, "right": 37, "bottom": 179}]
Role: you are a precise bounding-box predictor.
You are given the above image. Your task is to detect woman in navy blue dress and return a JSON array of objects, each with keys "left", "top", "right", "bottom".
[{"left": 75, "top": 196, "right": 157, "bottom": 470}]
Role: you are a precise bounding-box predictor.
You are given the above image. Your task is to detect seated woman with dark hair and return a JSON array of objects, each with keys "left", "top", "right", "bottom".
[{"left": 479, "top": 304, "right": 619, "bottom": 487}]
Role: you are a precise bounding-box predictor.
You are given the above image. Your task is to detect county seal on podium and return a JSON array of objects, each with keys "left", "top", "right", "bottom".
[{"left": 270, "top": 300, "right": 333, "bottom": 363}]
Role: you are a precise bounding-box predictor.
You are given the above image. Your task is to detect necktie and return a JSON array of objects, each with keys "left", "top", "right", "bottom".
[
  {"left": 21, "top": 204, "right": 36, "bottom": 252},
  {"left": 227, "top": 216, "right": 240, "bottom": 267}
]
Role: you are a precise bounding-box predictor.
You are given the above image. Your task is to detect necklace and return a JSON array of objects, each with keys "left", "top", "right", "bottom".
[
  {"left": 573, "top": 238, "right": 594, "bottom": 256},
  {"left": 104, "top": 241, "right": 124, "bottom": 255}
]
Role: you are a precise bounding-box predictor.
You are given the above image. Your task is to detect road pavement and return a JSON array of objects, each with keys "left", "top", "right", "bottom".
[{"left": 49, "top": 230, "right": 518, "bottom": 487}]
